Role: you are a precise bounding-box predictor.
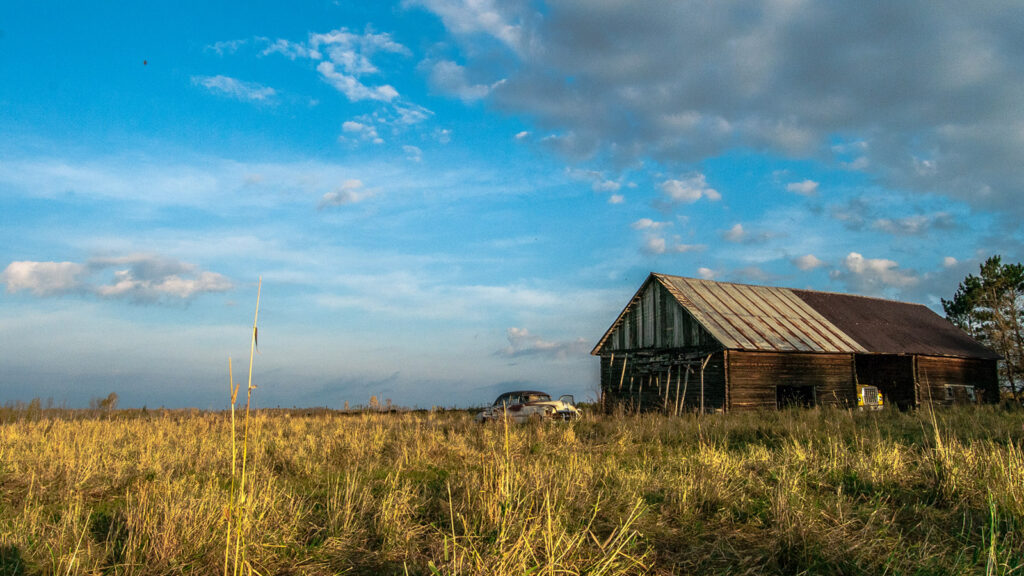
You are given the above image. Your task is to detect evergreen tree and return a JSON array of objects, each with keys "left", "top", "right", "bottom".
[{"left": 942, "top": 255, "right": 1024, "bottom": 400}]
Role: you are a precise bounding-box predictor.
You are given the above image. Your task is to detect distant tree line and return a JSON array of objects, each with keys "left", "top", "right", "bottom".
[{"left": 943, "top": 255, "right": 1024, "bottom": 400}]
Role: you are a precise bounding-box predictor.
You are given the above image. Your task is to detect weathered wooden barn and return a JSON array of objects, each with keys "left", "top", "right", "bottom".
[{"left": 593, "top": 273, "right": 1000, "bottom": 412}]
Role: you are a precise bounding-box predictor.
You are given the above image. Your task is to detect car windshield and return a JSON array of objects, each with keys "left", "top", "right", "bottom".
[{"left": 494, "top": 392, "right": 551, "bottom": 406}]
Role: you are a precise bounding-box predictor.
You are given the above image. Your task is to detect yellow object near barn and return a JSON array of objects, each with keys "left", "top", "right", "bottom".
[{"left": 857, "top": 385, "right": 884, "bottom": 410}]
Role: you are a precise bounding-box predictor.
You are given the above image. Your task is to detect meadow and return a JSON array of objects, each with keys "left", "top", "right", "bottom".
[{"left": 0, "top": 405, "right": 1021, "bottom": 575}]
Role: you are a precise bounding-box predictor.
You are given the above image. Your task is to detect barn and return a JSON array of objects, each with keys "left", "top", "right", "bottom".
[{"left": 592, "top": 273, "right": 1000, "bottom": 412}]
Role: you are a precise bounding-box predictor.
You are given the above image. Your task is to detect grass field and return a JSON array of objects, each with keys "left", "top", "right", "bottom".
[{"left": 0, "top": 405, "right": 1022, "bottom": 575}]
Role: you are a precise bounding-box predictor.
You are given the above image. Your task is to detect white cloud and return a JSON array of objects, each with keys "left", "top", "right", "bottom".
[
  {"left": 842, "top": 252, "right": 919, "bottom": 290},
  {"left": 392, "top": 103, "right": 434, "bottom": 126},
  {"left": 403, "top": 145, "right": 423, "bottom": 162},
  {"left": 207, "top": 39, "right": 247, "bottom": 56},
  {"left": 309, "top": 28, "right": 410, "bottom": 63},
  {"left": 732, "top": 266, "right": 777, "bottom": 284},
  {"left": 342, "top": 120, "right": 366, "bottom": 133},
  {"left": 914, "top": 157, "right": 938, "bottom": 176},
  {"left": 634, "top": 219, "right": 707, "bottom": 255},
  {"left": 514, "top": 131, "right": 530, "bottom": 140},
  {"left": 832, "top": 140, "right": 869, "bottom": 155},
  {"left": 257, "top": 27, "right": 411, "bottom": 103},
  {"left": 260, "top": 38, "right": 318, "bottom": 60},
  {"left": 337, "top": 104, "right": 433, "bottom": 144},
  {"left": 317, "top": 61, "right": 399, "bottom": 102},
  {"left": 697, "top": 267, "right": 717, "bottom": 280},
  {"left": 496, "top": 327, "right": 588, "bottom": 360},
  {"left": 341, "top": 120, "right": 384, "bottom": 144},
  {"left": 643, "top": 236, "right": 667, "bottom": 254},
  {"left": 721, "top": 222, "right": 777, "bottom": 244},
  {"left": 829, "top": 197, "right": 872, "bottom": 230},
  {"left": 872, "top": 212, "right": 956, "bottom": 236},
  {"left": 608, "top": 194, "right": 624, "bottom": 204},
  {"left": 566, "top": 168, "right": 621, "bottom": 194},
  {"left": 943, "top": 256, "right": 958, "bottom": 268},
  {"left": 191, "top": 75, "right": 276, "bottom": 102},
  {"left": 659, "top": 174, "right": 720, "bottom": 205},
  {"left": 94, "top": 268, "right": 231, "bottom": 300},
  {"left": 631, "top": 218, "right": 671, "bottom": 230},
  {"left": 319, "top": 179, "right": 372, "bottom": 208},
  {"left": 643, "top": 236, "right": 705, "bottom": 255},
  {"left": 407, "top": 0, "right": 532, "bottom": 55},
  {"left": 1, "top": 256, "right": 231, "bottom": 302},
  {"left": 723, "top": 223, "right": 745, "bottom": 242},
  {"left": 427, "top": 60, "right": 504, "bottom": 103},
  {"left": 675, "top": 244, "right": 705, "bottom": 253},
  {"left": 792, "top": 254, "right": 825, "bottom": 271},
  {"left": 786, "top": 179, "right": 819, "bottom": 196},
  {"left": 842, "top": 157, "right": 870, "bottom": 171},
  {"left": 1, "top": 261, "right": 86, "bottom": 296}
]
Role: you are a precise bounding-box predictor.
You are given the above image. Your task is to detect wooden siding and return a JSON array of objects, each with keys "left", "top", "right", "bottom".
[
  {"left": 600, "top": 351, "right": 726, "bottom": 413},
  {"left": 727, "top": 351, "right": 856, "bottom": 410},
  {"left": 915, "top": 356, "right": 1000, "bottom": 405},
  {"left": 600, "top": 280, "right": 717, "bottom": 353},
  {"left": 855, "top": 355, "right": 917, "bottom": 409}
]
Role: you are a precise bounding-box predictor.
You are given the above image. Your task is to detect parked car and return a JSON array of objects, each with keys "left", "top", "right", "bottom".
[{"left": 476, "top": 390, "right": 581, "bottom": 423}]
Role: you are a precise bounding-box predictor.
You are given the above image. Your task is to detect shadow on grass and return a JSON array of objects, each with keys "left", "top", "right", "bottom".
[{"left": 0, "top": 545, "right": 26, "bottom": 576}]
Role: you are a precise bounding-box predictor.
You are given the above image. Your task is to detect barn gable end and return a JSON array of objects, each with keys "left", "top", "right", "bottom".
[{"left": 593, "top": 275, "right": 719, "bottom": 355}]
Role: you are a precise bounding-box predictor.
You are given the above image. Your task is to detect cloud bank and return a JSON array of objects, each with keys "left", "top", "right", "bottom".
[
  {"left": 192, "top": 75, "right": 276, "bottom": 102},
  {"left": 1, "top": 255, "right": 232, "bottom": 303},
  {"left": 419, "top": 0, "right": 1024, "bottom": 215},
  {"left": 496, "top": 327, "right": 589, "bottom": 360}
]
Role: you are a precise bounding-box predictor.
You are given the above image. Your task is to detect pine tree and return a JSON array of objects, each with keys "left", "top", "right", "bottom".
[{"left": 942, "top": 255, "right": 1024, "bottom": 400}]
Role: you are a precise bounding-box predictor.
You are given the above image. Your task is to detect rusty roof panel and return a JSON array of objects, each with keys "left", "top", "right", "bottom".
[
  {"left": 681, "top": 278, "right": 761, "bottom": 349},
  {"left": 718, "top": 283, "right": 808, "bottom": 351},
  {"left": 741, "top": 286, "right": 817, "bottom": 352},
  {"left": 775, "top": 287, "right": 865, "bottom": 351},
  {"left": 792, "top": 289, "right": 1001, "bottom": 359},
  {"left": 654, "top": 274, "right": 868, "bottom": 353}
]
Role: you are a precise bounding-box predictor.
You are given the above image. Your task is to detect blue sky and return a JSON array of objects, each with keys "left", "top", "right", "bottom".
[{"left": 2, "top": 1, "right": 1023, "bottom": 409}]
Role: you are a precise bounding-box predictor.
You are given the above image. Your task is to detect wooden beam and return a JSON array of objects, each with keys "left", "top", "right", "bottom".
[{"left": 677, "top": 365, "right": 690, "bottom": 416}]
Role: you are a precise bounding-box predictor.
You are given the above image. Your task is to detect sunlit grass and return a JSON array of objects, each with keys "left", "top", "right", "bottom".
[{"left": 0, "top": 406, "right": 1021, "bottom": 574}]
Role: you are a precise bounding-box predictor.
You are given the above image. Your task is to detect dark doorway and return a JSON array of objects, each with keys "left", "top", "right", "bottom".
[
  {"left": 777, "top": 385, "right": 815, "bottom": 408},
  {"left": 855, "top": 354, "right": 915, "bottom": 409}
]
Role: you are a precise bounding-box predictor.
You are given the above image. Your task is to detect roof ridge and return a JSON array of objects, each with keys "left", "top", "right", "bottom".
[{"left": 651, "top": 272, "right": 930, "bottom": 308}]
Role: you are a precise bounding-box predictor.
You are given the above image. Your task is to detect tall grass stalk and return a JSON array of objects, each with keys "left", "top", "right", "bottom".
[
  {"left": 225, "top": 277, "right": 261, "bottom": 576},
  {"left": 224, "top": 357, "right": 237, "bottom": 576}
]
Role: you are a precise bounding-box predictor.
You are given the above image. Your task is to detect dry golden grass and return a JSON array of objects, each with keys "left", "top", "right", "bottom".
[{"left": 0, "top": 406, "right": 1022, "bottom": 575}]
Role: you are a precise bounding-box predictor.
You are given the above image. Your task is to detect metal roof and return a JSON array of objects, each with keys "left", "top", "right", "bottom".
[
  {"left": 594, "top": 273, "right": 997, "bottom": 359},
  {"left": 793, "top": 289, "right": 1001, "bottom": 359},
  {"left": 654, "top": 274, "right": 867, "bottom": 353}
]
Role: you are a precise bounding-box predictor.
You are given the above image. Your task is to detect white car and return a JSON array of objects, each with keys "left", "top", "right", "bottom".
[{"left": 476, "top": 390, "right": 581, "bottom": 423}]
